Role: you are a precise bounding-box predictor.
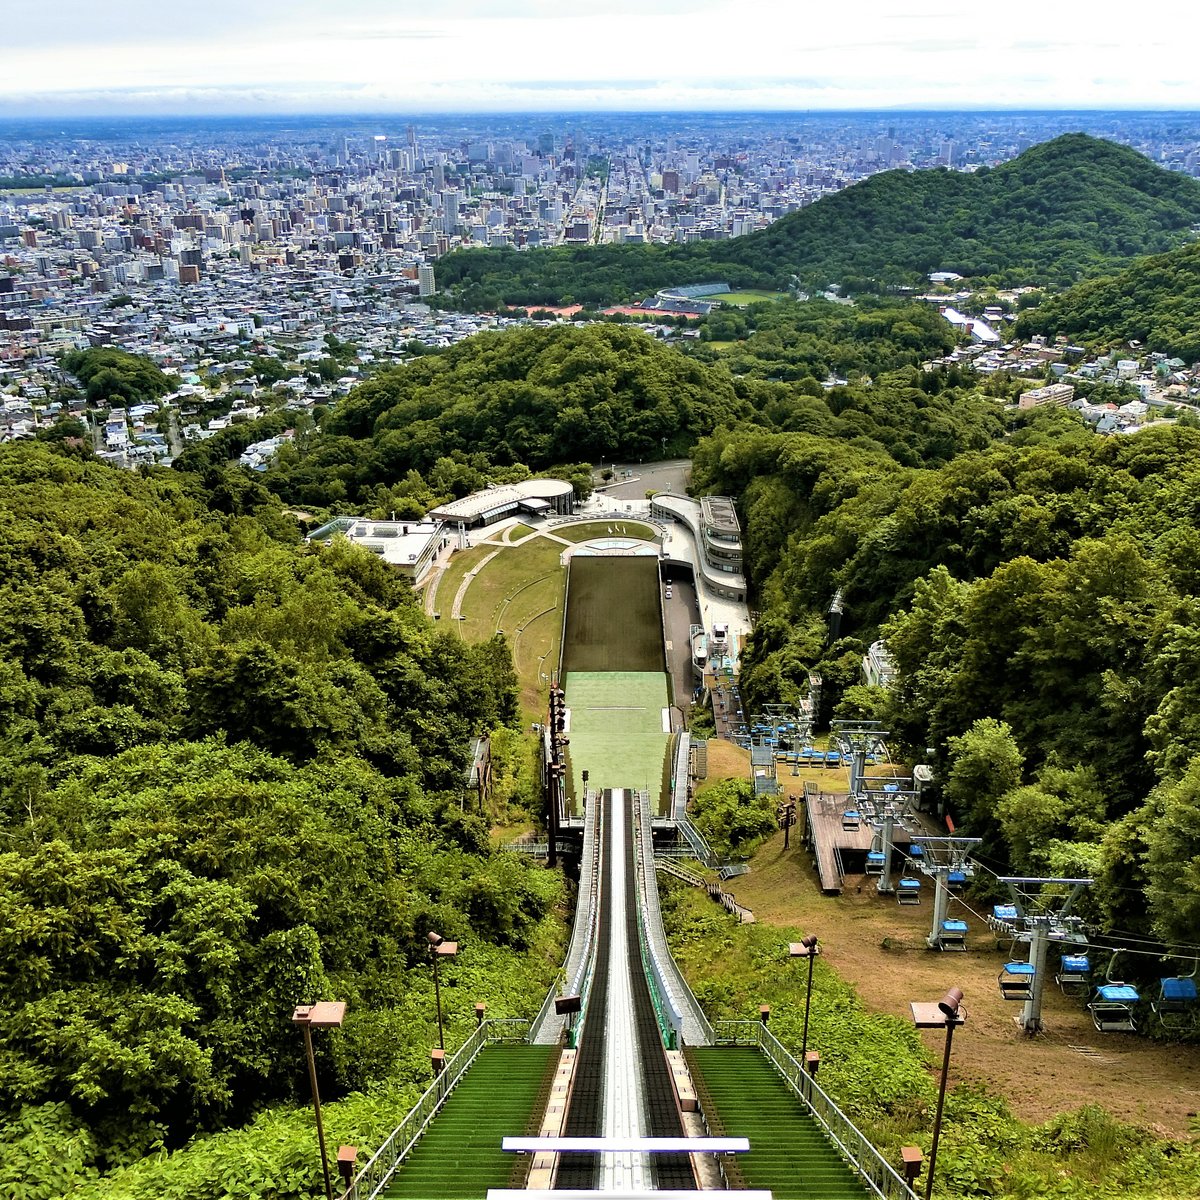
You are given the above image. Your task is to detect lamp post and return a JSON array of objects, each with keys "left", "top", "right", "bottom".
[
  {"left": 910, "top": 987, "right": 966, "bottom": 1200},
  {"left": 292, "top": 1001, "right": 347, "bottom": 1200},
  {"left": 790, "top": 935, "right": 819, "bottom": 1064},
  {"left": 427, "top": 931, "right": 459, "bottom": 1050}
]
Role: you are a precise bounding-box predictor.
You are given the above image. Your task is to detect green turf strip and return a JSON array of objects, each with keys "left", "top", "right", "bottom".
[
  {"left": 690, "top": 1047, "right": 871, "bottom": 1199},
  {"left": 563, "top": 670, "right": 669, "bottom": 802},
  {"left": 382, "top": 1045, "right": 554, "bottom": 1200}
]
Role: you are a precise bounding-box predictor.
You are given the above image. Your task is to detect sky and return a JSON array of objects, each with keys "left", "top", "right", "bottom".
[{"left": 3, "top": 0, "right": 1199, "bottom": 116}]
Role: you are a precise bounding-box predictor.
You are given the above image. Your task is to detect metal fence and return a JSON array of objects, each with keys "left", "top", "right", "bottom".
[
  {"left": 345, "top": 1018, "right": 529, "bottom": 1200},
  {"left": 713, "top": 1020, "right": 919, "bottom": 1200},
  {"left": 676, "top": 811, "right": 720, "bottom": 868}
]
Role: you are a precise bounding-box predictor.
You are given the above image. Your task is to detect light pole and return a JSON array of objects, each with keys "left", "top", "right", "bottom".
[
  {"left": 427, "top": 930, "right": 459, "bottom": 1050},
  {"left": 790, "top": 935, "right": 819, "bottom": 1063},
  {"left": 910, "top": 987, "right": 966, "bottom": 1200},
  {"left": 292, "top": 1001, "right": 347, "bottom": 1200}
]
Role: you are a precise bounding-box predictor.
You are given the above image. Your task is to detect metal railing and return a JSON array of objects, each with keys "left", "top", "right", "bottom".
[
  {"left": 713, "top": 1020, "right": 919, "bottom": 1200},
  {"left": 530, "top": 790, "right": 602, "bottom": 1044},
  {"left": 345, "top": 1018, "right": 529, "bottom": 1200},
  {"left": 676, "top": 812, "right": 720, "bottom": 868},
  {"left": 655, "top": 859, "right": 706, "bottom": 887},
  {"left": 635, "top": 792, "right": 715, "bottom": 1047}
]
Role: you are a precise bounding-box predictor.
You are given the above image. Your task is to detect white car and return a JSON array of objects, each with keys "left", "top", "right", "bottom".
[{"left": 665, "top": 587, "right": 673, "bottom": 599}]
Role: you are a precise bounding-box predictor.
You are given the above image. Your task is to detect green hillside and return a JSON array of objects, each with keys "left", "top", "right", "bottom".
[
  {"left": 1015, "top": 239, "right": 1200, "bottom": 360},
  {"left": 0, "top": 442, "right": 562, "bottom": 1191},
  {"left": 436, "top": 134, "right": 1200, "bottom": 307}
]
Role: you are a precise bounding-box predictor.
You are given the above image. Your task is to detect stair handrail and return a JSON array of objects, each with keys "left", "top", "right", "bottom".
[
  {"left": 676, "top": 811, "right": 720, "bottom": 868},
  {"left": 530, "top": 786, "right": 602, "bottom": 1043},
  {"left": 634, "top": 792, "right": 715, "bottom": 1046},
  {"left": 346, "top": 1018, "right": 530, "bottom": 1200},
  {"left": 655, "top": 859, "right": 706, "bottom": 887},
  {"left": 712, "top": 1019, "right": 919, "bottom": 1200}
]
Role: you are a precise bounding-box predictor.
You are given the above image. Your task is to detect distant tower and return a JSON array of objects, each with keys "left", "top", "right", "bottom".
[
  {"left": 418, "top": 263, "right": 436, "bottom": 297},
  {"left": 442, "top": 191, "right": 460, "bottom": 233}
]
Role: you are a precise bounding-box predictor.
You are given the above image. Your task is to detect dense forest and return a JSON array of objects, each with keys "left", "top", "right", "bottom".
[
  {"left": 261, "top": 307, "right": 1000, "bottom": 512},
  {"left": 1015, "top": 239, "right": 1200, "bottom": 360},
  {"left": 694, "top": 422, "right": 1200, "bottom": 942},
  {"left": 434, "top": 135, "right": 1200, "bottom": 308},
  {"left": 0, "top": 444, "right": 561, "bottom": 1196}
]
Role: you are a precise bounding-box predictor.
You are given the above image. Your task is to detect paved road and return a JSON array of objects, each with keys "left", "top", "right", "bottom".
[
  {"left": 595, "top": 458, "right": 691, "bottom": 502},
  {"left": 662, "top": 571, "right": 701, "bottom": 730}
]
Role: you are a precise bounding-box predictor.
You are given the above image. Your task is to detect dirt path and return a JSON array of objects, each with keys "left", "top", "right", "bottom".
[{"left": 725, "top": 830, "right": 1200, "bottom": 1137}]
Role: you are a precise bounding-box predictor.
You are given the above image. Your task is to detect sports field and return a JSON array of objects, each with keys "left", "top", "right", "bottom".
[
  {"left": 562, "top": 671, "right": 669, "bottom": 803},
  {"left": 706, "top": 289, "right": 789, "bottom": 305},
  {"left": 561, "top": 556, "right": 663, "bottom": 673}
]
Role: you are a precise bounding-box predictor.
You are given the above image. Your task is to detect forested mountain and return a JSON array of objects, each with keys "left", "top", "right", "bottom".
[
  {"left": 261, "top": 312, "right": 1002, "bottom": 512},
  {"left": 435, "top": 135, "right": 1200, "bottom": 308},
  {"left": 265, "top": 322, "right": 751, "bottom": 509},
  {"left": 1015, "top": 239, "right": 1200, "bottom": 360},
  {"left": 694, "top": 423, "right": 1200, "bottom": 941},
  {"left": 0, "top": 444, "right": 559, "bottom": 1182}
]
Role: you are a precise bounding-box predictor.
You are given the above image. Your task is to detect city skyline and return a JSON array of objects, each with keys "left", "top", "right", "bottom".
[{"left": 5, "top": 0, "right": 1200, "bottom": 116}]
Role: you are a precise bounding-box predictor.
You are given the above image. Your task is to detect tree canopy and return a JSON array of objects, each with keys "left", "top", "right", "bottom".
[{"left": 0, "top": 443, "right": 556, "bottom": 1170}]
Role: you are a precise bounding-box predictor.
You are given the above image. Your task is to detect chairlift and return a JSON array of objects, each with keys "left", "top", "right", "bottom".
[
  {"left": 938, "top": 919, "right": 968, "bottom": 952},
  {"left": 947, "top": 869, "right": 967, "bottom": 893},
  {"left": 897, "top": 877, "right": 921, "bottom": 905},
  {"left": 1152, "top": 959, "right": 1198, "bottom": 1029},
  {"left": 841, "top": 810, "right": 862, "bottom": 831},
  {"left": 1055, "top": 953, "right": 1091, "bottom": 996},
  {"left": 1087, "top": 951, "right": 1140, "bottom": 1033},
  {"left": 989, "top": 904, "right": 1019, "bottom": 936},
  {"left": 865, "top": 851, "right": 886, "bottom": 876},
  {"left": 999, "top": 961, "right": 1035, "bottom": 1001}
]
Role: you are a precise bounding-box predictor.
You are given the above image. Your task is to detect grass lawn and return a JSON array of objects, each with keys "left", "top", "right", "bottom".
[
  {"left": 552, "top": 520, "right": 657, "bottom": 543},
  {"left": 506, "top": 523, "right": 536, "bottom": 540},
  {"left": 457, "top": 535, "right": 566, "bottom": 717},
  {"left": 714, "top": 290, "right": 790, "bottom": 305},
  {"left": 429, "top": 543, "right": 493, "bottom": 619}
]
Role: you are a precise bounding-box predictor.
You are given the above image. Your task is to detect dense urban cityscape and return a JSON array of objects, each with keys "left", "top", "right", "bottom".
[{"left": 5, "top": 110, "right": 1200, "bottom": 464}]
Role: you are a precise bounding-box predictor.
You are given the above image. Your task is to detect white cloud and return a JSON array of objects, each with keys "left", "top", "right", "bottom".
[{"left": 2, "top": 0, "right": 1198, "bottom": 112}]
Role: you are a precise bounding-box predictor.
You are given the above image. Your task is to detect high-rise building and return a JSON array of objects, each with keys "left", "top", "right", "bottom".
[{"left": 418, "top": 263, "right": 436, "bottom": 296}]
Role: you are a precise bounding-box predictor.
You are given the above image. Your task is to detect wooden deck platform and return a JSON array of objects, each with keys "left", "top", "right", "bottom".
[{"left": 805, "top": 790, "right": 913, "bottom": 894}]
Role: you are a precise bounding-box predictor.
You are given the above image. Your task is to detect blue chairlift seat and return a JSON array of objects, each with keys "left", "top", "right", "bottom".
[
  {"left": 883, "top": 783, "right": 900, "bottom": 793},
  {"left": 1153, "top": 977, "right": 1198, "bottom": 1026},
  {"left": 947, "top": 869, "right": 966, "bottom": 892},
  {"left": 1056, "top": 954, "right": 1091, "bottom": 995},
  {"left": 907, "top": 843, "right": 924, "bottom": 862},
  {"left": 939, "top": 919, "right": 968, "bottom": 951},
  {"left": 1089, "top": 983, "right": 1140, "bottom": 1033},
  {"left": 897, "top": 877, "right": 921, "bottom": 905},
  {"left": 841, "top": 810, "right": 862, "bottom": 831},
  {"left": 999, "top": 961, "right": 1035, "bottom": 1000},
  {"left": 865, "top": 851, "right": 886, "bottom": 875},
  {"left": 989, "top": 904, "right": 1019, "bottom": 934}
]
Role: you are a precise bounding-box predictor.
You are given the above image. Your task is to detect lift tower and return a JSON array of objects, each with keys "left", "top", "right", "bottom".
[
  {"left": 997, "top": 877, "right": 1092, "bottom": 1033},
  {"left": 911, "top": 837, "right": 981, "bottom": 950}
]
